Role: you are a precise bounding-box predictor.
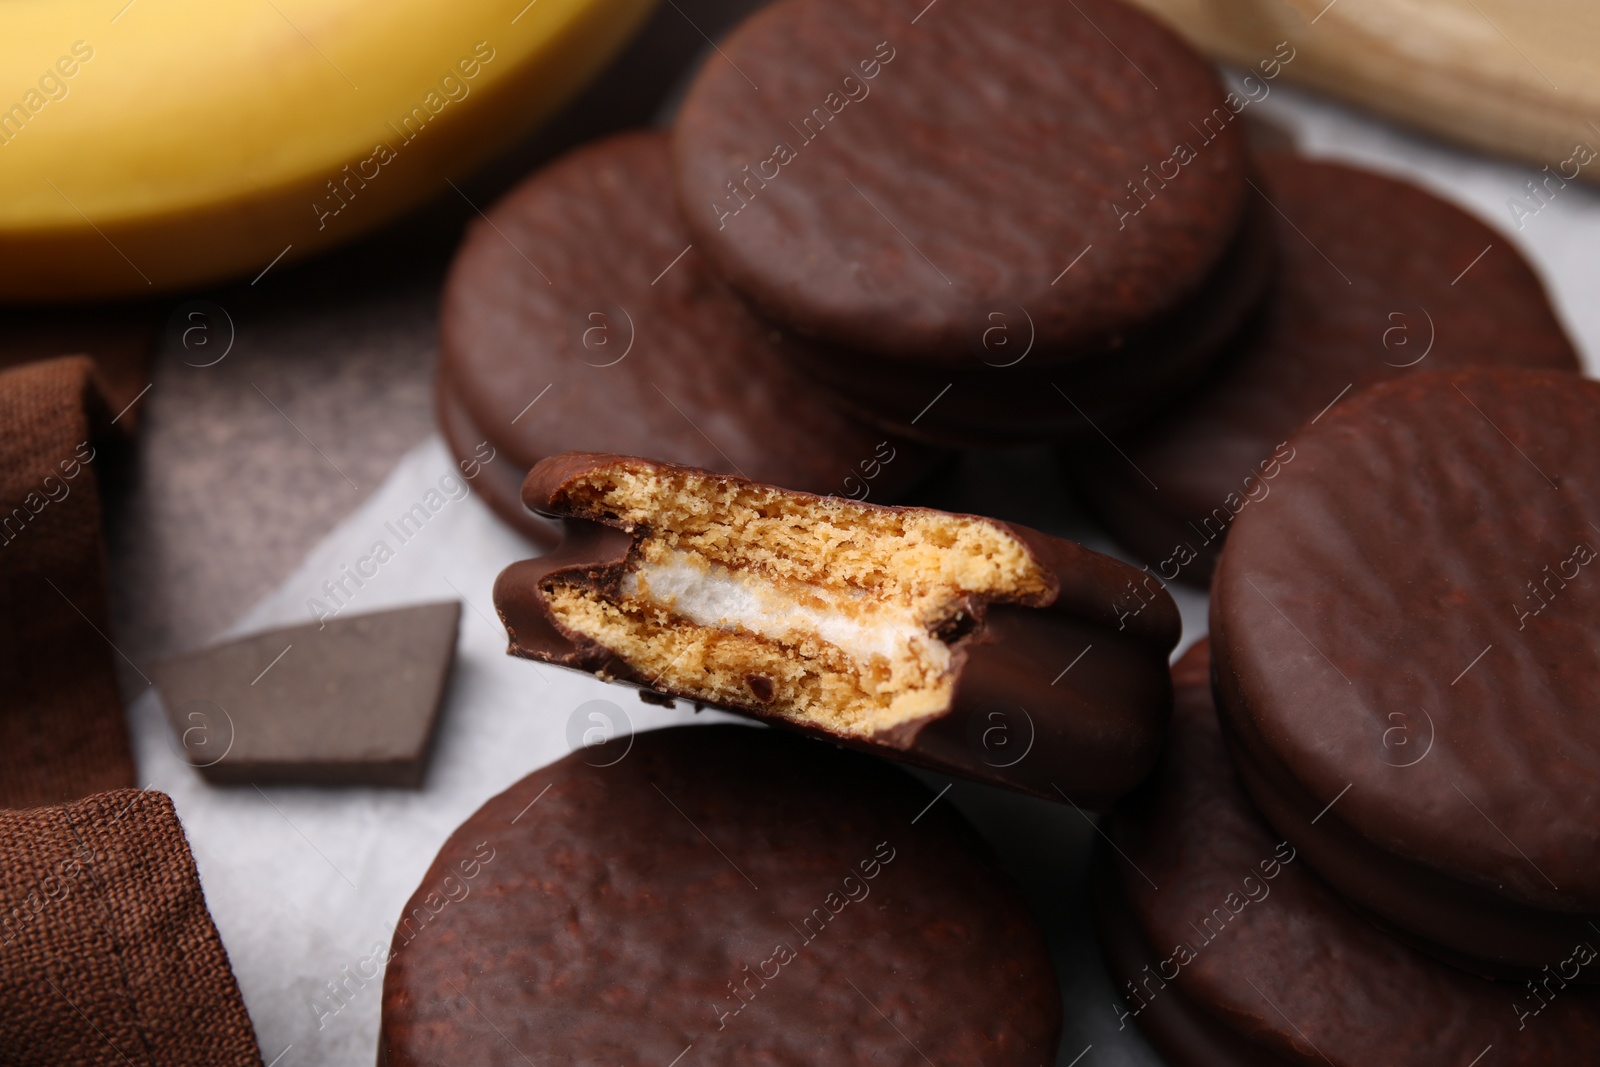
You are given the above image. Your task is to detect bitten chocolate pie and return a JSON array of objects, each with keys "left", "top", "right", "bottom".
[{"left": 494, "top": 452, "right": 1179, "bottom": 806}]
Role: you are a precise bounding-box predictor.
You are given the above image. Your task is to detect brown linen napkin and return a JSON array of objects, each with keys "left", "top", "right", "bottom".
[
  {"left": 0, "top": 303, "right": 158, "bottom": 433},
  {"left": 0, "top": 788, "right": 263, "bottom": 1066},
  {"left": 0, "top": 349, "right": 266, "bottom": 1064},
  {"left": 0, "top": 355, "right": 136, "bottom": 808}
]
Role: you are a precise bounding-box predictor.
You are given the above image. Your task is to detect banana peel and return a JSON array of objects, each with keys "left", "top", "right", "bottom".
[{"left": 0, "top": 0, "right": 657, "bottom": 300}]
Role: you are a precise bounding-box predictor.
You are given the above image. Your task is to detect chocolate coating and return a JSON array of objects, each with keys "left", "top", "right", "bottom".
[
  {"left": 671, "top": 0, "right": 1267, "bottom": 442},
  {"left": 494, "top": 452, "right": 1180, "bottom": 807},
  {"left": 378, "top": 724, "right": 1061, "bottom": 1066},
  {"left": 674, "top": 0, "right": 1248, "bottom": 360},
  {"left": 1071, "top": 156, "right": 1580, "bottom": 585},
  {"left": 779, "top": 195, "right": 1274, "bottom": 444},
  {"left": 1212, "top": 369, "right": 1600, "bottom": 977},
  {"left": 437, "top": 129, "right": 938, "bottom": 547},
  {"left": 1097, "top": 641, "right": 1600, "bottom": 1067},
  {"left": 436, "top": 365, "right": 561, "bottom": 546}
]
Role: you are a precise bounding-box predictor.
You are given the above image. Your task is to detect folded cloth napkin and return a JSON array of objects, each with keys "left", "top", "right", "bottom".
[
  {"left": 0, "top": 355, "right": 135, "bottom": 808},
  {"left": 0, "top": 303, "right": 158, "bottom": 433},
  {"left": 1, "top": 351, "right": 264, "bottom": 1064},
  {"left": 0, "top": 789, "right": 262, "bottom": 1066}
]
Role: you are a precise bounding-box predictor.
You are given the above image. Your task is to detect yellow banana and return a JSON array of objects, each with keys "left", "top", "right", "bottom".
[{"left": 0, "top": 0, "right": 656, "bottom": 300}]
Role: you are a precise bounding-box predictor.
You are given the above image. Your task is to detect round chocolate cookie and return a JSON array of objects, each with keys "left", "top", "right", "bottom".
[
  {"left": 379, "top": 724, "right": 1061, "bottom": 1066},
  {"left": 1071, "top": 155, "right": 1580, "bottom": 586},
  {"left": 436, "top": 369, "right": 554, "bottom": 546},
  {"left": 1211, "top": 369, "right": 1600, "bottom": 979},
  {"left": 671, "top": 0, "right": 1269, "bottom": 443},
  {"left": 438, "top": 129, "right": 939, "bottom": 546},
  {"left": 1096, "top": 641, "right": 1600, "bottom": 1067}
]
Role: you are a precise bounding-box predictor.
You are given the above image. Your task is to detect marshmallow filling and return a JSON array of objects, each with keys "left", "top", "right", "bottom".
[{"left": 540, "top": 464, "right": 1050, "bottom": 737}]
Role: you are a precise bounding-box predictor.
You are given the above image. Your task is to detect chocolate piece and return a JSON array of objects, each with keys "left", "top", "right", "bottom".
[
  {"left": 378, "top": 724, "right": 1060, "bottom": 1066},
  {"left": 494, "top": 452, "right": 1179, "bottom": 807},
  {"left": 1211, "top": 369, "right": 1600, "bottom": 978},
  {"left": 671, "top": 0, "right": 1270, "bottom": 442},
  {"left": 150, "top": 602, "right": 460, "bottom": 787},
  {"left": 437, "top": 130, "right": 940, "bottom": 546},
  {"left": 1095, "top": 641, "right": 1600, "bottom": 1066},
  {"left": 1071, "top": 155, "right": 1580, "bottom": 585}
]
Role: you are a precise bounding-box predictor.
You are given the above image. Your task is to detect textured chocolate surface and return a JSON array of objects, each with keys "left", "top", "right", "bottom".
[
  {"left": 435, "top": 368, "right": 556, "bottom": 547},
  {"left": 378, "top": 724, "right": 1061, "bottom": 1066},
  {"left": 777, "top": 194, "right": 1274, "bottom": 444},
  {"left": 1211, "top": 369, "right": 1600, "bottom": 975},
  {"left": 670, "top": 0, "right": 1267, "bottom": 441},
  {"left": 437, "top": 129, "right": 936, "bottom": 544},
  {"left": 1072, "top": 156, "right": 1580, "bottom": 585},
  {"left": 1097, "top": 641, "right": 1600, "bottom": 1067},
  {"left": 673, "top": 0, "right": 1249, "bottom": 362},
  {"left": 150, "top": 602, "right": 460, "bottom": 787},
  {"left": 494, "top": 452, "right": 1179, "bottom": 807}
]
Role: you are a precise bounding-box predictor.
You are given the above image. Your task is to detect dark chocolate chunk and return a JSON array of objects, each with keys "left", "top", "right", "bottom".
[
  {"left": 1096, "top": 641, "right": 1600, "bottom": 1066},
  {"left": 378, "top": 724, "right": 1061, "bottom": 1066},
  {"left": 150, "top": 601, "right": 460, "bottom": 787},
  {"left": 493, "top": 451, "right": 1179, "bottom": 807},
  {"left": 1212, "top": 369, "right": 1600, "bottom": 978}
]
